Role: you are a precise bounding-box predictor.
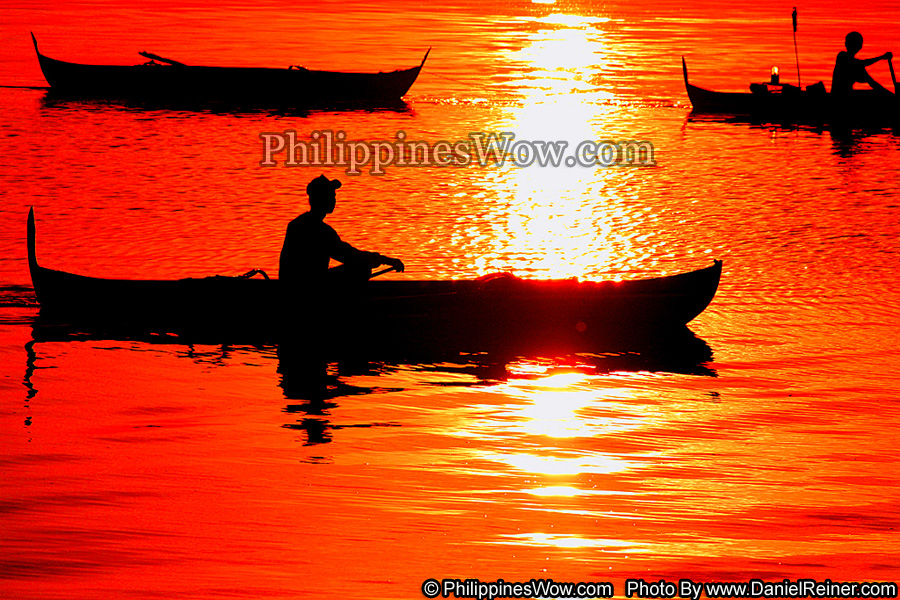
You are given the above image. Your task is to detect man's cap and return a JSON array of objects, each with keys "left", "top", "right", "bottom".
[{"left": 307, "top": 175, "right": 342, "bottom": 197}]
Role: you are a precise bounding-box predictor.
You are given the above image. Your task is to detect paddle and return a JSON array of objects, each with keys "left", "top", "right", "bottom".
[
  {"left": 369, "top": 266, "right": 398, "bottom": 279},
  {"left": 792, "top": 7, "right": 802, "bottom": 88},
  {"left": 138, "top": 51, "right": 186, "bottom": 67}
]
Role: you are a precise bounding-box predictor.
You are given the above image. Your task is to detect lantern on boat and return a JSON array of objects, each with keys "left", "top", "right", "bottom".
[{"left": 771, "top": 66, "right": 780, "bottom": 85}]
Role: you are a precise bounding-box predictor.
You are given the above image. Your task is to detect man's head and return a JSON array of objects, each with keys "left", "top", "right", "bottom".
[
  {"left": 845, "top": 31, "right": 864, "bottom": 54},
  {"left": 306, "top": 175, "right": 341, "bottom": 214}
]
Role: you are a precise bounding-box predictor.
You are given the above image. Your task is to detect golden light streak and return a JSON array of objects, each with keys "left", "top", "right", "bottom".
[
  {"left": 493, "top": 533, "right": 645, "bottom": 550},
  {"left": 475, "top": 13, "right": 646, "bottom": 280}
]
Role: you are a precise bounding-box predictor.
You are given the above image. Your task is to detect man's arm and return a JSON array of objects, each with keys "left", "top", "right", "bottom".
[
  {"left": 328, "top": 231, "right": 405, "bottom": 272},
  {"left": 860, "top": 52, "right": 892, "bottom": 67},
  {"left": 861, "top": 70, "right": 890, "bottom": 93}
]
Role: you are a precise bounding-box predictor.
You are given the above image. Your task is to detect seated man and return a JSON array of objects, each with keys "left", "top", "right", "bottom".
[
  {"left": 279, "top": 175, "right": 404, "bottom": 290},
  {"left": 831, "top": 31, "right": 893, "bottom": 95}
]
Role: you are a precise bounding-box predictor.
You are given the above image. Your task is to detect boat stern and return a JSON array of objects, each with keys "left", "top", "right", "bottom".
[{"left": 27, "top": 207, "right": 46, "bottom": 304}]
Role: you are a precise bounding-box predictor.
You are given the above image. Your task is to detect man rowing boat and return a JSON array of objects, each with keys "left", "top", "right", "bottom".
[
  {"left": 831, "top": 31, "right": 893, "bottom": 95},
  {"left": 279, "top": 175, "right": 405, "bottom": 289}
]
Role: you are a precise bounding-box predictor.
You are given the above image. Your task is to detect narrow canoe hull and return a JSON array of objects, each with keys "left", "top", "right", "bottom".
[
  {"left": 682, "top": 58, "right": 899, "bottom": 127},
  {"left": 32, "top": 34, "right": 427, "bottom": 106},
  {"left": 27, "top": 209, "right": 722, "bottom": 349}
]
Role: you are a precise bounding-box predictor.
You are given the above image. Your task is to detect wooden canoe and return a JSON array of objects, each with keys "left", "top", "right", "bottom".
[
  {"left": 32, "top": 33, "right": 428, "bottom": 106},
  {"left": 27, "top": 209, "right": 722, "bottom": 348},
  {"left": 682, "top": 57, "right": 899, "bottom": 127}
]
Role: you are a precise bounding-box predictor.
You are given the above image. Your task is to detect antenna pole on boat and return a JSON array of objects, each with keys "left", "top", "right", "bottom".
[{"left": 792, "top": 7, "right": 802, "bottom": 88}]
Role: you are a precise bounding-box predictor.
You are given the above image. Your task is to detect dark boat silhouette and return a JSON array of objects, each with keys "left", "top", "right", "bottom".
[
  {"left": 27, "top": 208, "right": 721, "bottom": 348},
  {"left": 682, "top": 57, "right": 898, "bottom": 127},
  {"left": 31, "top": 33, "right": 428, "bottom": 106}
]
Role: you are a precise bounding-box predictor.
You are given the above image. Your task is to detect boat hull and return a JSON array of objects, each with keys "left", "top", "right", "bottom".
[
  {"left": 27, "top": 209, "right": 722, "bottom": 348},
  {"left": 32, "top": 35, "right": 427, "bottom": 106},
  {"left": 682, "top": 58, "right": 899, "bottom": 127}
]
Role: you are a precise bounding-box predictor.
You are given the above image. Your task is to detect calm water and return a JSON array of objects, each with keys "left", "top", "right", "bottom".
[{"left": 2, "top": 1, "right": 900, "bottom": 598}]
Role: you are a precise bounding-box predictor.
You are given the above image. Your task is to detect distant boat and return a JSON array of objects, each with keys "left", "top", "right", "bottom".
[
  {"left": 31, "top": 33, "right": 428, "bottom": 106},
  {"left": 26, "top": 209, "right": 722, "bottom": 347},
  {"left": 682, "top": 57, "right": 898, "bottom": 127}
]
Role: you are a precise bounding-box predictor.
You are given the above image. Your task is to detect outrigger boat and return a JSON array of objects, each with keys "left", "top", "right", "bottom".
[
  {"left": 27, "top": 209, "right": 721, "bottom": 347},
  {"left": 682, "top": 57, "right": 899, "bottom": 127},
  {"left": 31, "top": 33, "right": 428, "bottom": 106}
]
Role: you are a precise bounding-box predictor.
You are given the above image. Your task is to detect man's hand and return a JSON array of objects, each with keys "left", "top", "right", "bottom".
[
  {"left": 383, "top": 257, "right": 405, "bottom": 273},
  {"left": 884, "top": 52, "right": 893, "bottom": 61}
]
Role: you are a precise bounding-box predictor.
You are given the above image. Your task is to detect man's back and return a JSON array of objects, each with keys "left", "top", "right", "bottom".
[
  {"left": 279, "top": 212, "right": 341, "bottom": 283},
  {"left": 832, "top": 50, "right": 864, "bottom": 94}
]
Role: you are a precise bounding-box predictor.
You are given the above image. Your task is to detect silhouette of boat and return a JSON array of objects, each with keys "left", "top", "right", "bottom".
[
  {"left": 682, "top": 57, "right": 898, "bottom": 126},
  {"left": 27, "top": 209, "right": 722, "bottom": 347},
  {"left": 31, "top": 33, "right": 428, "bottom": 106}
]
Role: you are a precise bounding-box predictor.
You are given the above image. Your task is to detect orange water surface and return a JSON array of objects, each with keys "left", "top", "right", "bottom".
[{"left": 1, "top": 1, "right": 899, "bottom": 598}]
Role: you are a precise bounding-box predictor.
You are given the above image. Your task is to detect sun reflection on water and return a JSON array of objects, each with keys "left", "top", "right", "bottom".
[
  {"left": 492, "top": 533, "right": 643, "bottom": 551},
  {"left": 448, "top": 361, "right": 651, "bottom": 481},
  {"left": 506, "top": 14, "right": 614, "bottom": 102},
  {"left": 522, "top": 485, "right": 634, "bottom": 497},
  {"left": 474, "top": 12, "right": 651, "bottom": 280},
  {"left": 426, "top": 356, "right": 720, "bottom": 553},
  {"left": 482, "top": 451, "right": 628, "bottom": 477}
]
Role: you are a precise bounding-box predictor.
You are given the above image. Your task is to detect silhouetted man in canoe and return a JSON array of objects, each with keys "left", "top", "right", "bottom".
[
  {"left": 831, "top": 32, "right": 893, "bottom": 95},
  {"left": 279, "top": 175, "right": 404, "bottom": 290}
]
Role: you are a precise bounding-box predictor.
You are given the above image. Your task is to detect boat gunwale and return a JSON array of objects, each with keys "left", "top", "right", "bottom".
[
  {"left": 27, "top": 207, "right": 722, "bottom": 300},
  {"left": 31, "top": 32, "right": 429, "bottom": 78}
]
